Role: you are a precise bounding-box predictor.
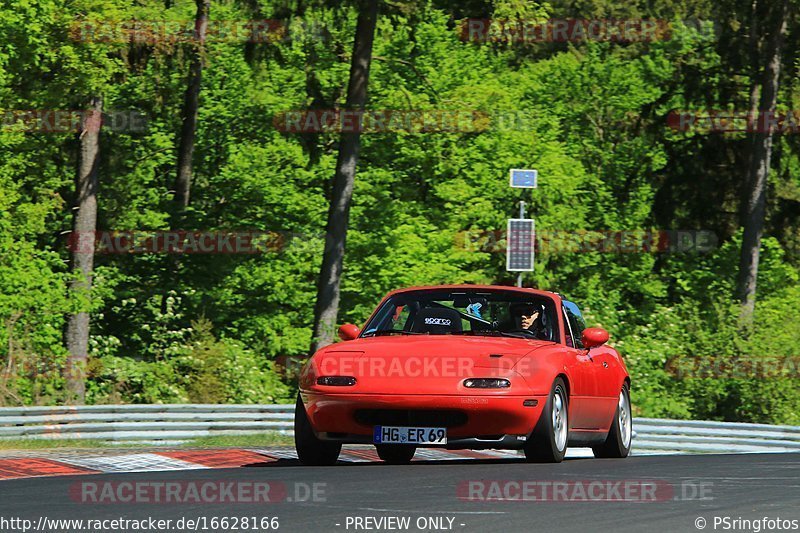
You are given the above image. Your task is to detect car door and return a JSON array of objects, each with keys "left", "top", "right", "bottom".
[
  {"left": 561, "top": 302, "right": 600, "bottom": 430},
  {"left": 563, "top": 300, "right": 618, "bottom": 430},
  {"left": 585, "top": 346, "right": 624, "bottom": 429}
]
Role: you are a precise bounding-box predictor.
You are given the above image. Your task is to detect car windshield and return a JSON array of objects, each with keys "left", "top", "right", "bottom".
[{"left": 361, "top": 289, "right": 559, "bottom": 342}]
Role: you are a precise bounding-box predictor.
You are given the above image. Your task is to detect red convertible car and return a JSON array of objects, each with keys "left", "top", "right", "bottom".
[{"left": 295, "top": 285, "right": 631, "bottom": 465}]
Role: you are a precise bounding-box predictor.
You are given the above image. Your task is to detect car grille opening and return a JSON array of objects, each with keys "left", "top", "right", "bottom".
[{"left": 354, "top": 409, "right": 468, "bottom": 428}]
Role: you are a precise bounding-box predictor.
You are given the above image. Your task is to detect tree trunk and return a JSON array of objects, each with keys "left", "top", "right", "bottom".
[
  {"left": 172, "top": 0, "right": 209, "bottom": 221},
  {"left": 163, "top": 0, "right": 209, "bottom": 312},
  {"left": 737, "top": 0, "right": 788, "bottom": 322},
  {"left": 748, "top": 0, "right": 762, "bottom": 104},
  {"left": 745, "top": 0, "right": 762, "bottom": 174},
  {"left": 741, "top": 0, "right": 762, "bottom": 234},
  {"left": 65, "top": 96, "right": 103, "bottom": 404},
  {"left": 310, "top": 0, "right": 379, "bottom": 354}
]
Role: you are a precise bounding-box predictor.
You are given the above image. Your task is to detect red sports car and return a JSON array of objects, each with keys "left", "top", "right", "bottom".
[{"left": 295, "top": 285, "right": 631, "bottom": 465}]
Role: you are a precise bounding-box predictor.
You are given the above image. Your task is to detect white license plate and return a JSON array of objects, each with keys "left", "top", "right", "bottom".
[{"left": 373, "top": 426, "right": 447, "bottom": 444}]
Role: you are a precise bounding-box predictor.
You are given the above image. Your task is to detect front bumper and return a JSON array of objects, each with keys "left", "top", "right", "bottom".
[{"left": 300, "top": 391, "right": 547, "bottom": 442}]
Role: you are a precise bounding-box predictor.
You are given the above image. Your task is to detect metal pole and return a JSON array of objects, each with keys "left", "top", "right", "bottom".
[{"left": 517, "top": 200, "right": 526, "bottom": 287}]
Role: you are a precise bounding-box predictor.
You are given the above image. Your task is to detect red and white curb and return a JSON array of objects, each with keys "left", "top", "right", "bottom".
[{"left": 0, "top": 447, "right": 529, "bottom": 480}]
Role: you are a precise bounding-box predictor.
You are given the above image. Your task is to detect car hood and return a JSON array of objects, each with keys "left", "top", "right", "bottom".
[{"left": 303, "top": 336, "right": 556, "bottom": 394}]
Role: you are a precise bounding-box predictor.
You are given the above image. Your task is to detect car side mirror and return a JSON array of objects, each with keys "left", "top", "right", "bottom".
[
  {"left": 582, "top": 327, "right": 609, "bottom": 349},
  {"left": 338, "top": 323, "right": 360, "bottom": 341}
]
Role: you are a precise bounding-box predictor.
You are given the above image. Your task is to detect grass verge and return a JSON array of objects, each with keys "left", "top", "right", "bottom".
[{"left": 0, "top": 433, "right": 294, "bottom": 450}]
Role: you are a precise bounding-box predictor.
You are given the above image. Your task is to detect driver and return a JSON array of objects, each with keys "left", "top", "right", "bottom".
[
  {"left": 520, "top": 308, "right": 539, "bottom": 330},
  {"left": 508, "top": 303, "right": 547, "bottom": 339}
]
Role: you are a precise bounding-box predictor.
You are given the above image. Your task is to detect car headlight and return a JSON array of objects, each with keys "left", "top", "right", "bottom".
[
  {"left": 463, "top": 378, "right": 510, "bottom": 389},
  {"left": 317, "top": 376, "right": 357, "bottom": 386}
]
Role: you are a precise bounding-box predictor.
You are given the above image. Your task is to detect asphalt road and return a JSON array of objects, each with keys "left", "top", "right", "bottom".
[{"left": 1, "top": 453, "right": 798, "bottom": 533}]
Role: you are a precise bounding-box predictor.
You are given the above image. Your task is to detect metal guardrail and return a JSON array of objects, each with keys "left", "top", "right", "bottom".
[
  {"left": 0, "top": 404, "right": 295, "bottom": 442},
  {"left": 0, "top": 405, "right": 798, "bottom": 454},
  {"left": 632, "top": 417, "right": 800, "bottom": 454}
]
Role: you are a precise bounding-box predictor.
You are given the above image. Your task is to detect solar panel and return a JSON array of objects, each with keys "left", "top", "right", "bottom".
[
  {"left": 506, "top": 218, "right": 535, "bottom": 271},
  {"left": 509, "top": 169, "right": 538, "bottom": 188}
]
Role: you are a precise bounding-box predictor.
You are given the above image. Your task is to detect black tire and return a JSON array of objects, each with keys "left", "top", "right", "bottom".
[
  {"left": 375, "top": 444, "right": 417, "bottom": 464},
  {"left": 524, "top": 377, "right": 568, "bottom": 463},
  {"left": 294, "top": 396, "right": 341, "bottom": 466},
  {"left": 592, "top": 384, "right": 632, "bottom": 459}
]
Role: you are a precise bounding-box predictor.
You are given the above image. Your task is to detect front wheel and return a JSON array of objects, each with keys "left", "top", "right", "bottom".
[
  {"left": 592, "top": 384, "right": 632, "bottom": 459},
  {"left": 524, "top": 377, "right": 568, "bottom": 463},
  {"left": 294, "top": 396, "right": 341, "bottom": 466},
  {"left": 375, "top": 445, "right": 416, "bottom": 464}
]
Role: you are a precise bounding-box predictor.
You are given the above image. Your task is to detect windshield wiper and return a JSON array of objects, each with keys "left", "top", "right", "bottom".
[
  {"left": 361, "top": 329, "right": 426, "bottom": 337},
  {"left": 443, "top": 330, "right": 525, "bottom": 339},
  {"left": 363, "top": 330, "right": 548, "bottom": 340},
  {"left": 475, "top": 330, "right": 530, "bottom": 339},
  {"left": 464, "top": 330, "right": 553, "bottom": 340}
]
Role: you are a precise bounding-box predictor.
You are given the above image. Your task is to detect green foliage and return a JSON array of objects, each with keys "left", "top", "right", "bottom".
[
  {"left": 174, "top": 318, "right": 292, "bottom": 404},
  {"left": 85, "top": 298, "right": 291, "bottom": 404},
  {"left": 615, "top": 284, "right": 800, "bottom": 424},
  {"left": 0, "top": 0, "right": 798, "bottom": 423}
]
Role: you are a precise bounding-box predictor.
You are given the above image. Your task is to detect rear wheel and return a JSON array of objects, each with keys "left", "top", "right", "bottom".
[
  {"left": 592, "top": 384, "right": 632, "bottom": 459},
  {"left": 375, "top": 445, "right": 416, "bottom": 464},
  {"left": 294, "top": 396, "right": 341, "bottom": 466},
  {"left": 524, "top": 377, "right": 568, "bottom": 463}
]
